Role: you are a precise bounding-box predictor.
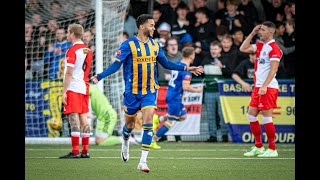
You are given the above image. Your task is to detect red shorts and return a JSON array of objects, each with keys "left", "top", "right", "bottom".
[
  {"left": 63, "top": 91, "right": 89, "bottom": 115},
  {"left": 249, "top": 87, "right": 278, "bottom": 110}
]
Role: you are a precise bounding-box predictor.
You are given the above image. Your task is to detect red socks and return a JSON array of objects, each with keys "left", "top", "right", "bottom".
[
  {"left": 81, "top": 133, "right": 90, "bottom": 154},
  {"left": 250, "top": 121, "right": 263, "bottom": 148},
  {"left": 264, "top": 122, "right": 276, "bottom": 150},
  {"left": 71, "top": 132, "right": 80, "bottom": 154},
  {"left": 71, "top": 132, "right": 91, "bottom": 154}
]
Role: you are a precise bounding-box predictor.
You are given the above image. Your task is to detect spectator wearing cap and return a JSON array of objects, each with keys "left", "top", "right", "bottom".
[
  {"left": 155, "top": 22, "right": 172, "bottom": 48},
  {"left": 179, "top": 33, "right": 193, "bottom": 50}
]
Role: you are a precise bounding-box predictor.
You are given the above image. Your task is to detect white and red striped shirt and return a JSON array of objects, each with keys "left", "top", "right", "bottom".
[
  {"left": 64, "top": 41, "right": 93, "bottom": 95},
  {"left": 251, "top": 39, "right": 283, "bottom": 89}
]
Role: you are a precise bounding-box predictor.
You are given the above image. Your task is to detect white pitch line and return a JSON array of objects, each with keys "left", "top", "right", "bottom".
[
  {"left": 25, "top": 148, "right": 295, "bottom": 152},
  {"left": 25, "top": 156, "right": 295, "bottom": 160}
]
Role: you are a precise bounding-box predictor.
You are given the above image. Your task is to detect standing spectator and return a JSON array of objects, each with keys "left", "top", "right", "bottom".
[
  {"left": 152, "top": 6, "right": 164, "bottom": 39},
  {"left": 251, "top": 0, "right": 266, "bottom": 22},
  {"left": 273, "top": 21, "right": 294, "bottom": 79},
  {"left": 282, "top": 19, "right": 295, "bottom": 78},
  {"left": 158, "top": 37, "right": 183, "bottom": 81},
  {"left": 231, "top": 27, "right": 249, "bottom": 62},
  {"left": 83, "top": 29, "right": 96, "bottom": 78},
  {"left": 160, "top": 0, "right": 183, "bottom": 27},
  {"left": 240, "top": 21, "right": 283, "bottom": 157},
  {"left": 215, "top": 0, "right": 227, "bottom": 26},
  {"left": 171, "top": 2, "right": 192, "bottom": 40},
  {"left": 238, "top": 0, "right": 259, "bottom": 31},
  {"left": 262, "top": 0, "right": 285, "bottom": 22},
  {"left": 191, "top": 7, "right": 217, "bottom": 52},
  {"left": 48, "top": 0, "right": 64, "bottom": 20},
  {"left": 220, "top": 0, "right": 250, "bottom": 36},
  {"left": 44, "top": 28, "right": 72, "bottom": 79},
  {"left": 124, "top": 9, "right": 139, "bottom": 38},
  {"left": 59, "top": 24, "right": 94, "bottom": 159},
  {"left": 187, "top": 0, "right": 215, "bottom": 26},
  {"left": 232, "top": 52, "right": 255, "bottom": 92},
  {"left": 201, "top": 41, "right": 229, "bottom": 142},
  {"left": 220, "top": 35, "right": 242, "bottom": 78}
]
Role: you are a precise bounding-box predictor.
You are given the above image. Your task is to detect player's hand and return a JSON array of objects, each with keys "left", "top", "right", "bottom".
[
  {"left": 258, "top": 86, "right": 267, "bottom": 96},
  {"left": 242, "top": 82, "right": 252, "bottom": 92},
  {"left": 62, "top": 92, "right": 67, "bottom": 105},
  {"left": 187, "top": 66, "right": 204, "bottom": 76},
  {"left": 197, "top": 86, "right": 204, "bottom": 92},
  {"left": 251, "top": 24, "right": 261, "bottom": 35},
  {"left": 91, "top": 75, "right": 99, "bottom": 84}
]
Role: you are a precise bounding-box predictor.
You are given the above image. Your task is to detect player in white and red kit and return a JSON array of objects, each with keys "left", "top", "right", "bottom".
[
  {"left": 239, "top": 21, "right": 283, "bottom": 157},
  {"left": 59, "top": 24, "right": 93, "bottom": 159}
]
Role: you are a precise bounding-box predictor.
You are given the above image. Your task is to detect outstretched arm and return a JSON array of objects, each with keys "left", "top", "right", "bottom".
[
  {"left": 157, "top": 48, "right": 203, "bottom": 76},
  {"left": 91, "top": 60, "right": 123, "bottom": 83},
  {"left": 91, "top": 41, "right": 130, "bottom": 83}
]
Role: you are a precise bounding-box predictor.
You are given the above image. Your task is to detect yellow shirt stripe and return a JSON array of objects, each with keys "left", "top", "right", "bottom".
[
  {"left": 128, "top": 41, "right": 138, "bottom": 94},
  {"left": 147, "top": 41, "right": 155, "bottom": 93},
  {"left": 139, "top": 42, "right": 148, "bottom": 95}
]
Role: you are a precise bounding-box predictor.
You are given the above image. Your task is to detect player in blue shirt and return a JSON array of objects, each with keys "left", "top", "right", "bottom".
[
  {"left": 152, "top": 47, "right": 203, "bottom": 143},
  {"left": 91, "top": 14, "right": 203, "bottom": 173}
]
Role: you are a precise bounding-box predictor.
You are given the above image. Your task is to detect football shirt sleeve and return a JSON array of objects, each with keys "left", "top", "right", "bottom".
[
  {"left": 66, "top": 48, "right": 76, "bottom": 67},
  {"left": 114, "top": 41, "right": 131, "bottom": 63},
  {"left": 269, "top": 45, "right": 283, "bottom": 62}
]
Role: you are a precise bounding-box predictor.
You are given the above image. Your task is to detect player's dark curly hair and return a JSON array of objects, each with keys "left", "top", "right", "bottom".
[{"left": 136, "top": 14, "right": 153, "bottom": 29}]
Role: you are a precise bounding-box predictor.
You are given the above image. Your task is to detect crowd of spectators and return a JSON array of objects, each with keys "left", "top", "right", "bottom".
[{"left": 25, "top": 0, "right": 295, "bottom": 81}]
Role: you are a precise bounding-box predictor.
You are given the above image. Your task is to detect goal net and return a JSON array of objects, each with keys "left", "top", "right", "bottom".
[{"left": 25, "top": 0, "right": 130, "bottom": 141}]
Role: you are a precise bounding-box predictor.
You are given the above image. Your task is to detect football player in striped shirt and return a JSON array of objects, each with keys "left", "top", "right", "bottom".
[{"left": 91, "top": 14, "right": 203, "bottom": 172}]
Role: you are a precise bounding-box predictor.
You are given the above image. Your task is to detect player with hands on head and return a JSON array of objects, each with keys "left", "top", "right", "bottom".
[
  {"left": 239, "top": 21, "right": 283, "bottom": 158},
  {"left": 91, "top": 14, "right": 203, "bottom": 173}
]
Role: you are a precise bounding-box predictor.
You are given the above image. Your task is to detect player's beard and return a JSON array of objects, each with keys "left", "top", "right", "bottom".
[{"left": 145, "top": 29, "right": 153, "bottom": 38}]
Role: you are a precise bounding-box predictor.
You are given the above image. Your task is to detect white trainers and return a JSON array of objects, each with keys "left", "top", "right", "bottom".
[
  {"left": 137, "top": 162, "right": 150, "bottom": 173},
  {"left": 121, "top": 139, "right": 129, "bottom": 162}
]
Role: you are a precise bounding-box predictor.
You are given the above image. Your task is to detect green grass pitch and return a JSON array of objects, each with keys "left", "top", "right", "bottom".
[{"left": 26, "top": 142, "right": 295, "bottom": 180}]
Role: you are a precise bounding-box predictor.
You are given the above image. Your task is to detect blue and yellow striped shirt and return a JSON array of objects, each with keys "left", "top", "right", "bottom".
[{"left": 114, "top": 36, "right": 185, "bottom": 95}]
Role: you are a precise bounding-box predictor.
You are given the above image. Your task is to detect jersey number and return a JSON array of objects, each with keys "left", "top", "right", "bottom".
[
  {"left": 168, "top": 70, "right": 178, "bottom": 88},
  {"left": 82, "top": 54, "right": 89, "bottom": 71}
]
